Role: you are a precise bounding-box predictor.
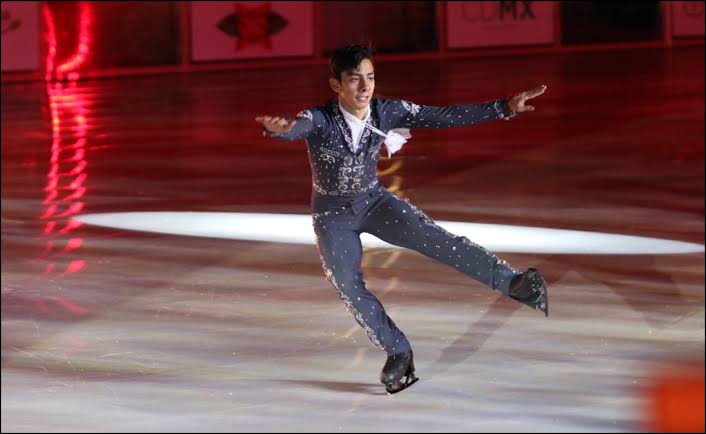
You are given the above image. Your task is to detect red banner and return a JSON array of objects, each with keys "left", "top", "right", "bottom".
[
  {"left": 672, "top": 1, "right": 705, "bottom": 36},
  {"left": 447, "top": 1, "right": 556, "bottom": 49},
  {"left": 191, "top": 1, "right": 313, "bottom": 61}
]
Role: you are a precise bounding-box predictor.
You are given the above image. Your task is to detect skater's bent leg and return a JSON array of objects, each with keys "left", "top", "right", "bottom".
[
  {"left": 361, "top": 192, "right": 520, "bottom": 294},
  {"left": 313, "top": 218, "right": 411, "bottom": 355}
]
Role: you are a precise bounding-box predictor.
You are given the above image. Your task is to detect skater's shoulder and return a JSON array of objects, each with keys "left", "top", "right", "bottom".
[
  {"left": 372, "top": 97, "right": 422, "bottom": 118},
  {"left": 373, "top": 96, "right": 420, "bottom": 108},
  {"left": 294, "top": 104, "right": 329, "bottom": 122}
]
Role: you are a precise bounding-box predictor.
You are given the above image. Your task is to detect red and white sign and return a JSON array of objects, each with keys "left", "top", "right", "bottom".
[
  {"left": 672, "top": 1, "right": 705, "bottom": 36},
  {"left": 191, "top": 1, "right": 313, "bottom": 61},
  {"left": 447, "top": 1, "right": 556, "bottom": 48},
  {"left": 1, "top": 1, "right": 40, "bottom": 71}
]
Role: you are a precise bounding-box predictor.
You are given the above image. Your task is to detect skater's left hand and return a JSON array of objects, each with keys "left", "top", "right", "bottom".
[{"left": 507, "top": 85, "right": 547, "bottom": 113}]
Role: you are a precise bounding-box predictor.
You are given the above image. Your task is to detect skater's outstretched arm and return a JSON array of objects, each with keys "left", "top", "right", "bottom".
[
  {"left": 255, "top": 108, "right": 325, "bottom": 141},
  {"left": 388, "top": 85, "right": 547, "bottom": 129}
]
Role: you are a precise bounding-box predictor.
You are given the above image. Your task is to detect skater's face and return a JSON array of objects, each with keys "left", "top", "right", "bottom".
[{"left": 329, "top": 58, "right": 375, "bottom": 114}]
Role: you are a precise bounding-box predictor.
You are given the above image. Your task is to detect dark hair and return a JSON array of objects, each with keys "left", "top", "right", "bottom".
[{"left": 330, "top": 44, "right": 374, "bottom": 81}]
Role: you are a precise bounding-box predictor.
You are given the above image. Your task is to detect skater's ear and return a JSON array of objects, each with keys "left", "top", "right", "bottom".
[{"left": 329, "top": 77, "right": 342, "bottom": 94}]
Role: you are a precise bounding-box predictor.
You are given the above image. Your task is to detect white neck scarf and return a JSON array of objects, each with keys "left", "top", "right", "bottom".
[
  {"left": 362, "top": 123, "right": 411, "bottom": 158},
  {"left": 341, "top": 106, "right": 411, "bottom": 158}
]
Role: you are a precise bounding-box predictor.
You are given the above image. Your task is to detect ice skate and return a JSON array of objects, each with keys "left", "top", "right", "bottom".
[
  {"left": 509, "top": 268, "right": 548, "bottom": 317},
  {"left": 380, "top": 350, "right": 418, "bottom": 394}
]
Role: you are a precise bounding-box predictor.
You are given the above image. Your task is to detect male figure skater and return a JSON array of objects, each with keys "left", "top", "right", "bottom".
[{"left": 256, "top": 45, "right": 548, "bottom": 394}]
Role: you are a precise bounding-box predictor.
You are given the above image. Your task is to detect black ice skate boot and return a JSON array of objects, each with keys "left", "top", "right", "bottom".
[
  {"left": 380, "top": 350, "right": 418, "bottom": 394},
  {"left": 509, "top": 268, "right": 548, "bottom": 317}
]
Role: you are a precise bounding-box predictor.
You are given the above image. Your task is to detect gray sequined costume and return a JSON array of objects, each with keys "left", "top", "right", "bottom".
[{"left": 269, "top": 97, "right": 521, "bottom": 355}]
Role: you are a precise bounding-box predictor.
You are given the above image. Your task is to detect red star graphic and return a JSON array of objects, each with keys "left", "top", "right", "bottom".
[{"left": 235, "top": 2, "right": 271, "bottom": 50}]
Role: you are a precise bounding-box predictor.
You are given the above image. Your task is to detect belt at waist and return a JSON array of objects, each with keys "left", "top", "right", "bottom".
[{"left": 311, "top": 184, "right": 384, "bottom": 214}]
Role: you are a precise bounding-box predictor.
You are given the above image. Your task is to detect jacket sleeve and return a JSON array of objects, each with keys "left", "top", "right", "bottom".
[
  {"left": 264, "top": 108, "right": 326, "bottom": 141},
  {"left": 389, "top": 99, "right": 516, "bottom": 129}
]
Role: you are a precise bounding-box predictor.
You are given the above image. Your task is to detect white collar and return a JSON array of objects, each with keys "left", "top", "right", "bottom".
[
  {"left": 337, "top": 99, "right": 411, "bottom": 158},
  {"left": 338, "top": 101, "right": 370, "bottom": 125}
]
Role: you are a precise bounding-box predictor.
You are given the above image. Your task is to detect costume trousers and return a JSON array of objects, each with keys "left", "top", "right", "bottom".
[{"left": 311, "top": 186, "right": 520, "bottom": 356}]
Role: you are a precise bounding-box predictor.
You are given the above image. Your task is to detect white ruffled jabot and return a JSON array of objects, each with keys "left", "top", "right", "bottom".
[{"left": 346, "top": 115, "right": 411, "bottom": 157}]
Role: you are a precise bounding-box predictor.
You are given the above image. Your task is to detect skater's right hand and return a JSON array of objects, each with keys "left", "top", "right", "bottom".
[
  {"left": 507, "top": 85, "right": 547, "bottom": 113},
  {"left": 255, "top": 115, "right": 296, "bottom": 135}
]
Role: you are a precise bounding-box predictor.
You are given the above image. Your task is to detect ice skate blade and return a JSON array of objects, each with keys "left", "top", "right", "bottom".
[
  {"left": 386, "top": 375, "right": 419, "bottom": 395},
  {"left": 542, "top": 290, "right": 549, "bottom": 317},
  {"left": 538, "top": 278, "right": 548, "bottom": 317}
]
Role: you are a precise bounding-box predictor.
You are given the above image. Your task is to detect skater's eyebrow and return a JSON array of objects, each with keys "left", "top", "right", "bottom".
[{"left": 346, "top": 71, "right": 375, "bottom": 77}]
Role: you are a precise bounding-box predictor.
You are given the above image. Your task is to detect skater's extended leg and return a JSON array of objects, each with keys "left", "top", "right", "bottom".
[
  {"left": 361, "top": 190, "right": 549, "bottom": 315},
  {"left": 361, "top": 191, "right": 520, "bottom": 294}
]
